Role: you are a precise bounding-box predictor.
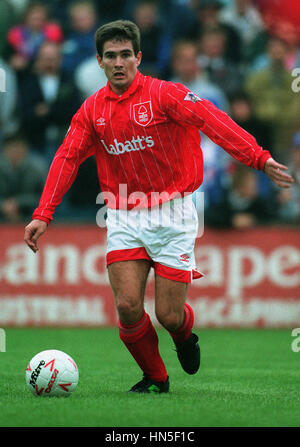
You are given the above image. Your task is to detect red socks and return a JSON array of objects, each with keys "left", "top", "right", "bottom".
[
  {"left": 118, "top": 303, "right": 194, "bottom": 381},
  {"left": 168, "top": 302, "right": 194, "bottom": 343},
  {"left": 118, "top": 311, "right": 168, "bottom": 383}
]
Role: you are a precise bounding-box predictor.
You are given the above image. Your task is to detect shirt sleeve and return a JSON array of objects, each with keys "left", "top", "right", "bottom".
[
  {"left": 32, "top": 100, "right": 96, "bottom": 224},
  {"left": 160, "top": 81, "right": 271, "bottom": 171}
]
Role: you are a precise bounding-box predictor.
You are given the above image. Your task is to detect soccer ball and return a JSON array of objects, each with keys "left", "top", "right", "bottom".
[{"left": 25, "top": 349, "right": 79, "bottom": 397}]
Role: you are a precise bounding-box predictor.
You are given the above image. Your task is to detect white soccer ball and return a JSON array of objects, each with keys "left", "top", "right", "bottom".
[{"left": 25, "top": 349, "right": 79, "bottom": 397}]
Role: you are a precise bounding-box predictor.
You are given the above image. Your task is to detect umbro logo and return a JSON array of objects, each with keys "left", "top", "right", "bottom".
[
  {"left": 96, "top": 117, "right": 106, "bottom": 126},
  {"left": 180, "top": 254, "right": 190, "bottom": 263}
]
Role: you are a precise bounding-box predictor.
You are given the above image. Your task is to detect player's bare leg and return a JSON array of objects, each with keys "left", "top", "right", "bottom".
[
  {"left": 155, "top": 274, "right": 200, "bottom": 375},
  {"left": 108, "top": 260, "right": 169, "bottom": 393},
  {"left": 108, "top": 259, "right": 150, "bottom": 324},
  {"left": 155, "top": 275, "right": 188, "bottom": 331}
]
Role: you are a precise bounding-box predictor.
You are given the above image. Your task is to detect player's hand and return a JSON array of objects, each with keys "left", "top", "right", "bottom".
[
  {"left": 24, "top": 219, "right": 48, "bottom": 253},
  {"left": 264, "top": 158, "right": 294, "bottom": 188}
]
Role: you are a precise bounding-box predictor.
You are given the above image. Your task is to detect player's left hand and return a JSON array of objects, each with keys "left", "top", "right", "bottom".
[{"left": 264, "top": 158, "right": 294, "bottom": 189}]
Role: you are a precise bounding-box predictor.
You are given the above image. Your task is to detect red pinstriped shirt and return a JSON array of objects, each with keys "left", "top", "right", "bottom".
[{"left": 33, "top": 70, "right": 271, "bottom": 224}]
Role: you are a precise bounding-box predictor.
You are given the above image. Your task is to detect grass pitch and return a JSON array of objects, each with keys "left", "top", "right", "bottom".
[{"left": 0, "top": 327, "right": 299, "bottom": 427}]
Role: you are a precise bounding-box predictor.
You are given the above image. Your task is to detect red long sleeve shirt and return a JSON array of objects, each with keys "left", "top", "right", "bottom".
[{"left": 33, "top": 70, "right": 271, "bottom": 224}]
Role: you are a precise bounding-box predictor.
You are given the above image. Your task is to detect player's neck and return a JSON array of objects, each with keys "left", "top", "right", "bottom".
[{"left": 109, "top": 84, "right": 128, "bottom": 96}]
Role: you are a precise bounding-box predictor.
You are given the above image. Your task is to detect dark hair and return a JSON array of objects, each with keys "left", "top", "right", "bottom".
[
  {"left": 171, "top": 39, "right": 197, "bottom": 61},
  {"left": 228, "top": 90, "right": 251, "bottom": 104},
  {"left": 23, "top": 0, "right": 48, "bottom": 20},
  {"left": 68, "top": 0, "right": 96, "bottom": 15},
  {"left": 94, "top": 20, "right": 141, "bottom": 57}
]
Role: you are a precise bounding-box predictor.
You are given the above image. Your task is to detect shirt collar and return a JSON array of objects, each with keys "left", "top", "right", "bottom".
[{"left": 104, "top": 70, "right": 143, "bottom": 101}]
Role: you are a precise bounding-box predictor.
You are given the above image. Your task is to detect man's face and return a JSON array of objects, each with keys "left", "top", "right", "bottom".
[
  {"left": 70, "top": 4, "right": 96, "bottom": 33},
  {"left": 97, "top": 39, "right": 141, "bottom": 95},
  {"left": 172, "top": 45, "right": 199, "bottom": 82},
  {"left": 35, "top": 43, "right": 61, "bottom": 74}
]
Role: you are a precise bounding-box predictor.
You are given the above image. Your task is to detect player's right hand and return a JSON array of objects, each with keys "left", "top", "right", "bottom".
[{"left": 24, "top": 219, "right": 48, "bottom": 253}]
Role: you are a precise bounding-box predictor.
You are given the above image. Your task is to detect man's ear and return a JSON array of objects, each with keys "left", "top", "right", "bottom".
[
  {"left": 136, "top": 51, "right": 142, "bottom": 68},
  {"left": 96, "top": 54, "right": 104, "bottom": 69}
]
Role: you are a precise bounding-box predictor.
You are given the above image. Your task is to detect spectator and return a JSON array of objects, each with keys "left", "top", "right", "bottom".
[
  {"left": 219, "top": 0, "right": 266, "bottom": 64},
  {"left": 229, "top": 90, "right": 275, "bottom": 198},
  {"left": 205, "top": 163, "right": 276, "bottom": 229},
  {"left": 244, "top": 36, "right": 300, "bottom": 159},
  {"left": 96, "top": 0, "right": 127, "bottom": 22},
  {"left": 170, "top": 40, "right": 228, "bottom": 110},
  {"left": 67, "top": 155, "right": 102, "bottom": 221},
  {"left": 6, "top": 1, "right": 63, "bottom": 77},
  {"left": 132, "top": 0, "right": 171, "bottom": 77},
  {"left": 169, "top": 39, "right": 231, "bottom": 212},
  {"left": 0, "top": 132, "right": 47, "bottom": 222},
  {"left": 197, "top": 27, "right": 244, "bottom": 96},
  {"left": 19, "top": 41, "right": 81, "bottom": 161},
  {"left": 251, "top": 37, "right": 300, "bottom": 74},
  {"left": 160, "top": 0, "right": 199, "bottom": 42},
  {"left": 189, "top": 0, "right": 242, "bottom": 63},
  {"left": 192, "top": 133, "right": 231, "bottom": 214},
  {"left": 61, "top": 0, "right": 99, "bottom": 75},
  {"left": 276, "top": 132, "right": 300, "bottom": 224},
  {"left": 42, "top": 0, "right": 82, "bottom": 34},
  {"left": 0, "top": 58, "right": 19, "bottom": 140},
  {"left": 229, "top": 90, "right": 273, "bottom": 152}
]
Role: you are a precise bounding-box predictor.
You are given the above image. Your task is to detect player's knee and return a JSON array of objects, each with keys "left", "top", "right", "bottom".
[
  {"left": 156, "top": 309, "right": 182, "bottom": 332},
  {"left": 116, "top": 294, "right": 143, "bottom": 322}
]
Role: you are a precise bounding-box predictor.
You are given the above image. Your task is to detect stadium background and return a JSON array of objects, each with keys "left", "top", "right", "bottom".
[{"left": 0, "top": 0, "right": 299, "bottom": 328}]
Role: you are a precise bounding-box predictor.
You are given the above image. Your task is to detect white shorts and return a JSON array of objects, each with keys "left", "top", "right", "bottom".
[{"left": 105, "top": 196, "right": 203, "bottom": 283}]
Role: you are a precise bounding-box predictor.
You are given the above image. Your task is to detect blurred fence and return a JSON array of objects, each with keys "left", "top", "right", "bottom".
[{"left": 0, "top": 224, "right": 299, "bottom": 327}]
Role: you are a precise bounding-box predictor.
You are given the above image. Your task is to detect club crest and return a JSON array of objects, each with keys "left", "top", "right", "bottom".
[{"left": 133, "top": 101, "right": 153, "bottom": 127}]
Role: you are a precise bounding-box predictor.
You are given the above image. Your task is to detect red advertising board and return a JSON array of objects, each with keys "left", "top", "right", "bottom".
[{"left": 0, "top": 225, "right": 299, "bottom": 327}]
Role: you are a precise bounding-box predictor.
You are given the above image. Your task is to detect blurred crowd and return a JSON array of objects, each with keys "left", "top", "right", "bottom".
[{"left": 0, "top": 0, "right": 299, "bottom": 228}]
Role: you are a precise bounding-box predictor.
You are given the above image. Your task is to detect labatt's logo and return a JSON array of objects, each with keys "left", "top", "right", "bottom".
[{"left": 101, "top": 135, "right": 154, "bottom": 155}]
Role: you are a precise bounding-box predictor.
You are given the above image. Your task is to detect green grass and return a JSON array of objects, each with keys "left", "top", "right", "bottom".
[{"left": 0, "top": 328, "right": 299, "bottom": 427}]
